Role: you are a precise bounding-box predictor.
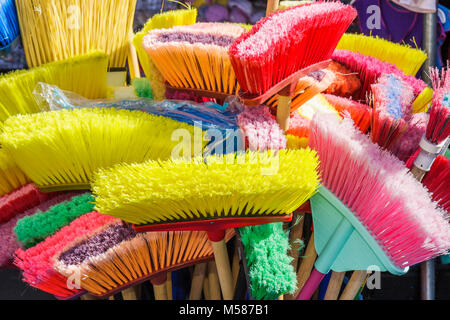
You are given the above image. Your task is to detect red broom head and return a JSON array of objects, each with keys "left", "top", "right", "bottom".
[
  {"left": 323, "top": 94, "right": 372, "bottom": 133},
  {"left": 422, "top": 155, "right": 450, "bottom": 212},
  {"left": 14, "top": 211, "right": 119, "bottom": 298},
  {"left": 229, "top": 2, "right": 356, "bottom": 96},
  {"left": 310, "top": 113, "right": 450, "bottom": 268},
  {"left": 287, "top": 113, "right": 311, "bottom": 138},
  {"left": 0, "top": 183, "right": 56, "bottom": 224},
  {"left": 370, "top": 74, "right": 414, "bottom": 150},
  {"left": 324, "top": 61, "right": 362, "bottom": 98},
  {"left": 427, "top": 67, "right": 450, "bottom": 144}
]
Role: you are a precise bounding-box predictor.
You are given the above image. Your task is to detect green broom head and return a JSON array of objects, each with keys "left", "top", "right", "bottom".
[
  {"left": 239, "top": 222, "right": 298, "bottom": 300},
  {"left": 132, "top": 78, "right": 153, "bottom": 99},
  {"left": 93, "top": 149, "right": 320, "bottom": 226},
  {"left": 14, "top": 193, "right": 93, "bottom": 248},
  {"left": 0, "top": 51, "right": 109, "bottom": 127},
  {"left": 1, "top": 108, "right": 205, "bottom": 192}
]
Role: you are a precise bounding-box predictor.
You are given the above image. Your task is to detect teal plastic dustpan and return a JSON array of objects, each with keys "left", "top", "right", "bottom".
[{"left": 311, "top": 186, "right": 409, "bottom": 275}]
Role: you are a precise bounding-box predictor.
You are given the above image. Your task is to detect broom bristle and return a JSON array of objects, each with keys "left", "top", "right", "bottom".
[
  {"left": 143, "top": 23, "right": 246, "bottom": 95},
  {"left": 428, "top": 66, "right": 450, "bottom": 144},
  {"left": 229, "top": 2, "right": 356, "bottom": 95},
  {"left": 14, "top": 193, "right": 92, "bottom": 248},
  {"left": 310, "top": 113, "right": 450, "bottom": 268},
  {"left": 14, "top": 212, "right": 119, "bottom": 298},
  {"left": 370, "top": 74, "right": 414, "bottom": 150},
  {"left": 287, "top": 113, "right": 310, "bottom": 140},
  {"left": 54, "top": 225, "right": 234, "bottom": 296},
  {"left": 93, "top": 150, "right": 320, "bottom": 226},
  {"left": 133, "top": 9, "right": 198, "bottom": 101},
  {"left": 422, "top": 155, "right": 450, "bottom": 212},
  {"left": 0, "top": 184, "right": 56, "bottom": 224},
  {"left": 0, "top": 192, "right": 80, "bottom": 268},
  {"left": 323, "top": 94, "right": 372, "bottom": 133},
  {"left": 0, "top": 51, "right": 108, "bottom": 125},
  {"left": 0, "top": 149, "right": 30, "bottom": 197},
  {"left": 324, "top": 61, "right": 362, "bottom": 98},
  {"left": 337, "top": 33, "right": 427, "bottom": 76},
  {"left": 0, "top": 108, "right": 205, "bottom": 191},
  {"left": 0, "top": 0, "right": 20, "bottom": 49}
]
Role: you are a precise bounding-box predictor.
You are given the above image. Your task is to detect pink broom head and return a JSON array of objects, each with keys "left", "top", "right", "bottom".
[
  {"left": 310, "top": 113, "right": 450, "bottom": 268},
  {"left": 324, "top": 61, "right": 362, "bottom": 98},
  {"left": 422, "top": 155, "right": 450, "bottom": 212},
  {"left": 323, "top": 94, "right": 372, "bottom": 133},
  {"left": 391, "top": 112, "right": 430, "bottom": 162},
  {"left": 427, "top": 66, "right": 450, "bottom": 144},
  {"left": 0, "top": 192, "right": 81, "bottom": 269},
  {"left": 0, "top": 183, "right": 58, "bottom": 224},
  {"left": 14, "top": 212, "right": 119, "bottom": 298},
  {"left": 370, "top": 73, "right": 415, "bottom": 150},
  {"left": 237, "top": 105, "right": 286, "bottom": 151},
  {"left": 332, "top": 49, "right": 427, "bottom": 102},
  {"left": 229, "top": 2, "right": 356, "bottom": 95},
  {"left": 287, "top": 112, "right": 311, "bottom": 139}
]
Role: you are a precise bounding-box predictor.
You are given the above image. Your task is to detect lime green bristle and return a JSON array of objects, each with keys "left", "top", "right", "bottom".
[
  {"left": 93, "top": 149, "right": 320, "bottom": 225},
  {"left": 337, "top": 33, "right": 427, "bottom": 76},
  {"left": 132, "top": 78, "right": 153, "bottom": 99},
  {"left": 133, "top": 9, "right": 197, "bottom": 101},
  {"left": 0, "top": 51, "right": 109, "bottom": 126},
  {"left": 239, "top": 223, "right": 298, "bottom": 300},
  {"left": 0, "top": 108, "right": 204, "bottom": 191},
  {"left": 0, "top": 149, "right": 30, "bottom": 197}
]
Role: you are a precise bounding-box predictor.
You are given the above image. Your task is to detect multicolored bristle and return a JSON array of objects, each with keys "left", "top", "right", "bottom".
[
  {"left": 370, "top": 74, "right": 414, "bottom": 150},
  {"left": 428, "top": 66, "right": 450, "bottom": 144},
  {"left": 93, "top": 150, "right": 320, "bottom": 226},
  {"left": 14, "top": 212, "right": 119, "bottom": 298},
  {"left": 14, "top": 193, "right": 92, "bottom": 248},
  {"left": 54, "top": 227, "right": 234, "bottom": 296},
  {"left": 143, "top": 23, "right": 246, "bottom": 95},
  {"left": 422, "top": 155, "right": 450, "bottom": 212},
  {"left": 237, "top": 105, "right": 286, "bottom": 151},
  {"left": 310, "top": 113, "right": 450, "bottom": 268},
  {"left": 0, "top": 108, "right": 205, "bottom": 191},
  {"left": 337, "top": 33, "right": 427, "bottom": 76},
  {"left": 0, "top": 148, "right": 30, "bottom": 197},
  {"left": 229, "top": 2, "right": 356, "bottom": 96}
]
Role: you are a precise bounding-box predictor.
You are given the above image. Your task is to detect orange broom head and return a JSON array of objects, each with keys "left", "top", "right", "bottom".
[
  {"left": 0, "top": 108, "right": 206, "bottom": 192},
  {"left": 324, "top": 61, "right": 362, "bottom": 98},
  {"left": 265, "top": 69, "right": 335, "bottom": 113},
  {"left": 54, "top": 223, "right": 234, "bottom": 297},
  {"left": 142, "top": 23, "right": 246, "bottom": 96},
  {"left": 229, "top": 2, "right": 356, "bottom": 96}
]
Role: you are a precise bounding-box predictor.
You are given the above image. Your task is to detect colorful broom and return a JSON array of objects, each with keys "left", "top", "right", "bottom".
[
  {"left": 296, "top": 113, "right": 450, "bottom": 300},
  {"left": 15, "top": 0, "right": 137, "bottom": 68},
  {"left": 324, "top": 61, "right": 362, "bottom": 98},
  {"left": 0, "top": 108, "right": 204, "bottom": 191},
  {"left": 0, "top": 0, "right": 20, "bottom": 52},
  {"left": 93, "top": 150, "right": 320, "bottom": 300},
  {"left": 0, "top": 51, "right": 108, "bottom": 126},
  {"left": 392, "top": 112, "right": 429, "bottom": 162},
  {"left": 229, "top": 1, "right": 356, "bottom": 131}
]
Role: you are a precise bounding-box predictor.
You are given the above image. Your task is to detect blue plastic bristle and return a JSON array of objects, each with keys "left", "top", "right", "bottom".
[{"left": 0, "top": 0, "right": 20, "bottom": 50}]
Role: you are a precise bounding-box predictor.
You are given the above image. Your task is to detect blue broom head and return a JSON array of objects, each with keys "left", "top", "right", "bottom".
[{"left": 0, "top": 0, "right": 20, "bottom": 50}]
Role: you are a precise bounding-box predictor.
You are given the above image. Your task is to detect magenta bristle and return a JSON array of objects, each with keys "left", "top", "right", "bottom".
[
  {"left": 0, "top": 192, "right": 82, "bottom": 268},
  {"left": 229, "top": 2, "right": 356, "bottom": 95},
  {"left": 237, "top": 105, "right": 286, "bottom": 151},
  {"left": 14, "top": 212, "right": 119, "bottom": 297},
  {"left": 422, "top": 155, "right": 450, "bottom": 212},
  {"left": 392, "top": 113, "right": 430, "bottom": 162},
  {"left": 427, "top": 67, "right": 450, "bottom": 144},
  {"left": 332, "top": 50, "right": 427, "bottom": 102},
  {"left": 310, "top": 113, "right": 450, "bottom": 268},
  {"left": 370, "top": 74, "right": 414, "bottom": 150}
]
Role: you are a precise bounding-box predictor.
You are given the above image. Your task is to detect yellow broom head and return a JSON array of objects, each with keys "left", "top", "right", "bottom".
[
  {"left": 0, "top": 149, "right": 30, "bottom": 197},
  {"left": 0, "top": 51, "right": 108, "bottom": 126},
  {"left": 0, "top": 108, "right": 205, "bottom": 192},
  {"left": 15, "top": 0, "right": 137, "bottom": 68},
  {"left": 93, "top": 149, "right": 320, "bottom": 225},
  {"left": 133, "top": 9, "right": 198, "bottom": 101},
  {"left": 142, "top": 23, "right": 246, "bottom": 96},
  {"left": 53, "top": 226, "right": 234, "bottom": 296},
  {"left": 337, "top": 33, "right": 427, "bottom": 77}
]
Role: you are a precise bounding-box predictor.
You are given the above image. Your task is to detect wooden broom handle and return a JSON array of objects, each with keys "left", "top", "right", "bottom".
[
  {"left": 277, "top": 96, "right": 292, "bottom": 132},
  {"left": 296, "top": 233, "right": 317, "bottom": 293},
  {"left": 121, "top": 285, "right": 141, "bottom": 300},
  {"left": 128, "top": 33, "right": 141, "bottom": 79},
  {"left": 411, "top": 165, "right": 426, "bottom": 182},
  {"left": 339, "top": 270, "right": 367, "bottom": 300},
  {"left": 324, "top": 271, "right": 346, "bottom": 300},
  {"left": 153, "top": 283, "right": 168, "bottom": 300},
  {"left": 266, "top": 0, "right": 280, "bottom": 16},
  {"left": 190, "top": 263, "right": 208, "bottom": 300},
  {"left": 211, "top": 239, "right": 234, "bottom": 300},
  {"left": 231, "top": 245, "right": 241, "bottom": 292},
  {"left": 166, "top": 272, "right": 173, "bottom": 300},
  {"left": 288, "top": 211, "right": 305, "bottom": 273},
  {"left": 208, "top": 260, "right": 222, "bottom": 300},
  {"left": 203, "top": 272, "right": 211, "bottom": 300},
  {"left": 81, "top": 293, "right": 101, "bottom": 300}
]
